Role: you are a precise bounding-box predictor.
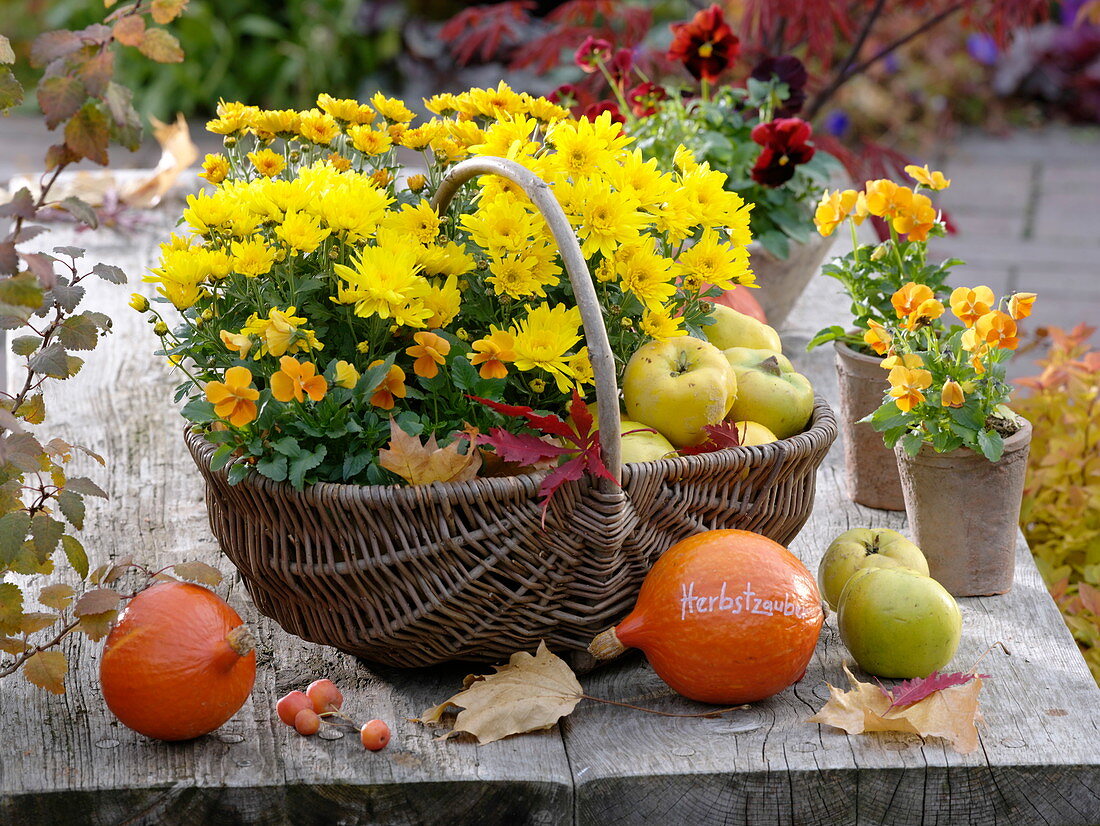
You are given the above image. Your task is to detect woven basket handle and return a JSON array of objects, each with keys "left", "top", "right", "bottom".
[{"left": 432, "top": 157, "right": 623, "bottom": 482}]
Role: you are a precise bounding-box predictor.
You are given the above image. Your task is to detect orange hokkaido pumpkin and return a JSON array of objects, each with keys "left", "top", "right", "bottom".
[
  {"left": 591, "top": 529, "right": 823, "bottom": 704},
  {"left": 707, "top": 285, "right": 767, "bottom": 323},
  {"left": 100, "top": 581, "right": 256, "bottom": 741}
]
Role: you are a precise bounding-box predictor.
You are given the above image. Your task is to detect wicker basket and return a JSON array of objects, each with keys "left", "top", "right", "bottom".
[{"left": 184, "top": 157, "right": 838, "bottom": 667}]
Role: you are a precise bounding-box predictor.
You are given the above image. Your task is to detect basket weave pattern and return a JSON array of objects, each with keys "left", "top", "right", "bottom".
[{"left": 187, "top": 401, "right": 835, "bottom": 667}]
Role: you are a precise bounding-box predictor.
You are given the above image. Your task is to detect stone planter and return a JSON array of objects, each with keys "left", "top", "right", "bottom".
[
  {"left": 833, "top": 341, "right": 905, "bottom": 511},
  {"left": 748, "top": 232, "right": 835, "bottom": 329},
  {"left": 894, "top": 418, "right": 1032, "bottom": 597}
]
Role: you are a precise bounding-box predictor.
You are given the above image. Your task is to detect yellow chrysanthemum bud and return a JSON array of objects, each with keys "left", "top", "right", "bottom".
[{"left": 129, "top": 293, "right": 150, "bottom": 312}]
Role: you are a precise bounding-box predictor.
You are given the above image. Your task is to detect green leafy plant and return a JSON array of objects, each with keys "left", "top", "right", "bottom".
[
  {"left": 0, "top": 0, "right": 190, "bottom": 692},
  {"left": 1014, "top": 325, "right": 1100, "bottom": 684}
]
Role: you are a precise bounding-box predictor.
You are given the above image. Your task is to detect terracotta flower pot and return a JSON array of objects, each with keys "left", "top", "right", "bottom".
[
  {"left": 748, "top": 232, "right": 835, "bottom": 329},
  {"left": 833, "top": 341, "right": 905, "bottom": 511},
  {"left": 894, "top": 418, "right": 1032, "bottom": 597}
]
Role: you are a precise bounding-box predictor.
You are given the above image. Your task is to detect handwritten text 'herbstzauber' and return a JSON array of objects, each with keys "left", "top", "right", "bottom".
[{"left": 680, "top": 582, "right": 812, "bottom": 620}]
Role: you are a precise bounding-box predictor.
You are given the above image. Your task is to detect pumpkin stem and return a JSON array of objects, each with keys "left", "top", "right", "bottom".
[
  {"left": 226, "top": 625, "right": 256, "bottom": 658},
  {"left": 588, "top": 627, "right": 628, "bottom": 661}
]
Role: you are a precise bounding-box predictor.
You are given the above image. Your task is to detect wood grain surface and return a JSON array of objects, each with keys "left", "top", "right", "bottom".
[{"left": 1, "top": 214, "right": 1098, "bottom": 826}]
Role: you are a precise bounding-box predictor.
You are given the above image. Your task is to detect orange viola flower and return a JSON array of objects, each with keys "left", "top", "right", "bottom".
[
  {"left": 960, "top": 328, "right": 990, "bottom": 374},
  {"left": 891, "top": 192, "right": 937, "bottom": 242},
  {"left": 887, "top": 365, "right": 933, "bottom": 413},
  {"left": 901, "top": 297, "right": 945, "bottom": 331},
  {"left": 368, "top": 360, "right": 407, "bottom": 410},
  {"left": 863, "top": 320, "right": 891, "bottom": 356},
  {"left": 940, "top": 379, "right": 965, "bottom": 408},
  {"left": 406, "top": 331, "right": 451, "bottom": 379},
  {"left": 891, "top": 283, "right": 934, "bottom": 319},
  {"left": 975, "top": 310, "right": 1019, "bottom": 350},
  {"left": 205, "top": 366, "right": 259, "bottom": 427},
  {"left": 470, "top": 329, "right": 516, "bottom": 379},
  {"left": 1008, "top": 292, "right": 1037, "bottom": 320},
  {"left": 880, "top": 351, "right": 925, "bottom": 371},
  {"left": 949, "top": 286, "right": 995, "bottom": 327},
  {"left": 904, "top": 164, "right": 951, "bottom": 191},
  {"left": 270, "top": 356, "right": 328, "bottom": 403},
  {"left": 863, "top": 179, "right": 912, "bottom": 220}
]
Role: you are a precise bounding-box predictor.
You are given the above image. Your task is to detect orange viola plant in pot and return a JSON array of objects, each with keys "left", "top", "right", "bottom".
[
  {"left": 807, "top": 167, "right": 958, "bottom": 511},
  {"left": 863, "top": 283, "right": 1037, "bottom": 597}
]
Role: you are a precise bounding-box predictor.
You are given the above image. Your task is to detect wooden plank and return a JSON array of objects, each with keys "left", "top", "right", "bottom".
[
  {"left": 0, "top": 219, "right": 573, "bottom": 826},
  {"left": 562, "top": 325, "right": 1100, "bottom": 826}
]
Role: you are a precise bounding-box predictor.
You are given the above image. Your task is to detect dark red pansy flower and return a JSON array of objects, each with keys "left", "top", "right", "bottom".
[
  {"left": 626, "top": 81, "right": 667, "bottom": 117},
  {"left": 750, "top": 55, "right": 809, "bottom": 116},
  {"left": 667, "top": 4, "right": 740, "bottom": 83},
  {"left": 582, "top": 100, "right": 626, "bottom": 125},
  {"left": 750, "top": 118, "right": 816, "bottom": 187},
  {"left": 609, "top": 47, "right": 635, "bottom": 82},
  {"left": 574, "top": 36, "right": 613, "bottom": 74}
]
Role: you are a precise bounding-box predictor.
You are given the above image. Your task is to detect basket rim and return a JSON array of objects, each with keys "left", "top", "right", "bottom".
[{"left": 184, "top": 396, "right": 837, "bottom": 506}]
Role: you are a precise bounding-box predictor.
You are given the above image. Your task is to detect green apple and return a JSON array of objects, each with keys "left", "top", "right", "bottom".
[
  {"left": 701, "top": 303, "right": 783, "bottom": 352},
  {"left": 838, "top": 566, "right": 962, "bottom": 678},
  {"left": 723, "top": 347, "right": 814, "bottom": 439},
  {"left": 818, "top": 528, "right": 929, "bottom": 610},
  {"left": 620, "top": 421, "right": 676, "bottom": 463},
  {"left": 622, "top": 337, "right": 737, "bottom": 447}
]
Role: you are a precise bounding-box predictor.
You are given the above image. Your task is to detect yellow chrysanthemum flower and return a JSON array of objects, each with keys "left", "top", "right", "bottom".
[
  {"left": 370, "top": 92, "right": 416, "bottom": 123},
  {"left": 469, "top": 113, "right": 541, "bottom": 160},
  {"left": 298, "top": 108, "right": 341, "bottom": 144},
  {"left": 313, "top": 180, "right": 390, "bottom": 242},
  {"left": 640, "top": 309, "right": 687, "bottom": 341},
  {"left": 422, "top": 276, "right": 462, "bottom": 328},
  {"left": 199, "top": 153, "right": 230, "bottom": 184},
  {"left": 332, "top": 235, "right": 432, "bottom": 327},
  {"left": 230, "top": 236, "right": 276, "bottom": 277},
  {"left": 249, "top": 109, "right": 300, "bottom": 141},
  {"left": 382, "top": 200, "right": 440, "bottom": 245},
  {"left": 677, "top": 228, "right": 755, "bottom": 292},
  {"left": 348, "top": 125, "right": 393, "bottom": 155},
  {"left": 546, "top": 111, "right": 632, "bottom": 178},
  {"left": 399, "top": 121, "right": 445, "bottom": 150},
  {"left": 275, "top": 210, "right": 331, "bottom": 254},
  {"left": 613, "top": 243, "right": 677, "bottom": 311},
  {"left": 317, "top": 93, "right": 375, "bottom": 125},
  {"left": 417, "top": 240, "right": 476, "bottom": 278},
  {"left": 487, "top": 252, "right": 561, "bottom": 300},
  {"left": 424, "top": 92, "right": 460, "bottom": 115},
  {"left": 509, "top": 303, "right": 583, "bottom": 392},
  {"left": 247, "top": 148, "right": 286, "bottom": 178},
  {"left": 570, "top": 180, "right": 647, "bottom": 259}
]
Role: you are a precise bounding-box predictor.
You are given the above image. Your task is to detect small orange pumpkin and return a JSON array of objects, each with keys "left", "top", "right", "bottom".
[
  {"left": 591, "top": 529, "right": 823, "bottom": 704},
  {"left": 100, "top": 581, "right": 256, "bottom": 741}
]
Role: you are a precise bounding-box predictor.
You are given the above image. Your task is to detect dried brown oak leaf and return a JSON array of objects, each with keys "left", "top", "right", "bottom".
[
  {"left": 418, "top": 642, "right": 582, "bottom": 744},
  {"left": 807, "top": 663, "right": 983, "bottom": 754},
  {"left": 379, "top": 419, "right": 481, "bottom": 486}
]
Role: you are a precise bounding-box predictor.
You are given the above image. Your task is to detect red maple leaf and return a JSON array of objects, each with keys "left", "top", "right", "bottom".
[
  {"left": 470, "top": 390, "right": 618, "bottom": 523},
  {"left": 477, "top": 428, "right": 573, "bottom": 466},
  {"left": 439, "top": 1, "right": 535, "bottom": 66},
  {"left": 467, "top": 395, "right": 578, "bottom": 441},
  {"left": 883, "top": 671, "right": 990, "bottom": 709},
  {"left": 677, "top": 422, "right": 744, "bottom": 456}
]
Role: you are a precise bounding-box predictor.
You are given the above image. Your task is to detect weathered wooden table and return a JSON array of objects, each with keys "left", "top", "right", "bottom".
[{"left": 3, "top": 212, "right": 1100, "bottom": 826}]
